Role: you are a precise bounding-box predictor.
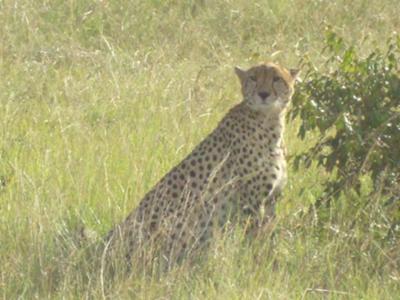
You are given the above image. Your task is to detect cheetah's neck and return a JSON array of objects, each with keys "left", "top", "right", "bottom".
[{"left": 227, "top": 102, "right": 286, "bottom": 149}]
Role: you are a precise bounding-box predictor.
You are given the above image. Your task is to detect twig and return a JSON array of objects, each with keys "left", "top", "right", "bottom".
[{"left": 301, "top": 287, "right": 352, "bottom": 299}]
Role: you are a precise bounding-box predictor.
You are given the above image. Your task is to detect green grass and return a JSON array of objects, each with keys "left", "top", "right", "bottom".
[{"left": 1, "top": 0, "right": 399, "bottom": 298}]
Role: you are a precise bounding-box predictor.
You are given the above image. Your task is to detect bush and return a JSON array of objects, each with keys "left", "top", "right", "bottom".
[{"left": 291, "top": 31, "right": 400, "bottom": 239}]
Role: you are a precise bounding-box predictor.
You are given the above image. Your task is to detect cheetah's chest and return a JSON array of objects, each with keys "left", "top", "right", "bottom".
[
  {"left": 245, "top": 122, "right": 286, "bottom": 194},
  {"left": 256, "top": 146, "right": 286, "bottom": 186}
]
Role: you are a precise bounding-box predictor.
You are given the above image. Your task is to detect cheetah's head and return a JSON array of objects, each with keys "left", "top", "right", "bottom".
[{"left": 235, "top": 62, "right": 299, "bottom": 113}]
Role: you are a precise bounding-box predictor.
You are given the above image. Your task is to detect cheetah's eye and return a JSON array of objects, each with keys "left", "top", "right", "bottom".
[
  {"left": 249, "top": 75, "right": 257, "bottom": 82},
  {"left": 273, "top": 76, "right": 281, "bottom": 82}
]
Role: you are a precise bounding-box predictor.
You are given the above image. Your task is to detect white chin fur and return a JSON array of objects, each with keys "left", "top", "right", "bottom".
[{"left": 249, "top": 97, "right": 286, "bottom": 112}]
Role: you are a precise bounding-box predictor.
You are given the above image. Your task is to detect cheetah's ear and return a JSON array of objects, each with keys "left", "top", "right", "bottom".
[
  {"left": 289, "top": 69, "right": 301, "bottom": 82},
  {"left": 234, "top": 66, "right": 247, "bottom": 81}
]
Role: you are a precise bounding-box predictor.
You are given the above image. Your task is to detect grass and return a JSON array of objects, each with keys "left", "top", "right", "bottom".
[{"left": 1, "top": 0, "right": 399, "bottom": 298}]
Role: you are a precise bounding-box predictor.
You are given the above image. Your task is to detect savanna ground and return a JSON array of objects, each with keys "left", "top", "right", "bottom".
[{"left": 1, "top": 0, "right": 399, "bottom": 298}]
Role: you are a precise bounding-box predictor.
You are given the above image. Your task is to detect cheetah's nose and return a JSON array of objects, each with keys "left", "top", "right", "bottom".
[{"left": 258, "top": 92, "right": 270, "bottom": 100}]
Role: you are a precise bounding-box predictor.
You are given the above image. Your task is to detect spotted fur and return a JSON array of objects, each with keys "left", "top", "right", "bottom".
[{"left": 105, "top": 62, "right": 299, "bottom": 269}]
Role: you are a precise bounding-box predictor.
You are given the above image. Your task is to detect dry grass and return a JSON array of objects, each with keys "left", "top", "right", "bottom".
[{"left": 1, "top": 0, "right": 399, "bottom": 298}]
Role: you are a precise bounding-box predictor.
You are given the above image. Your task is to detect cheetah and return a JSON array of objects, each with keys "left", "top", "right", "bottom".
[{"left": 105, "top": 62, "right": 299, "bottom": 270}]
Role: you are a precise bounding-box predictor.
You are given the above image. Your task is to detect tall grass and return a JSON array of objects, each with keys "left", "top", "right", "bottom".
[{"left": 1, "top": 0, "right": 399, "bottom": 298}]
